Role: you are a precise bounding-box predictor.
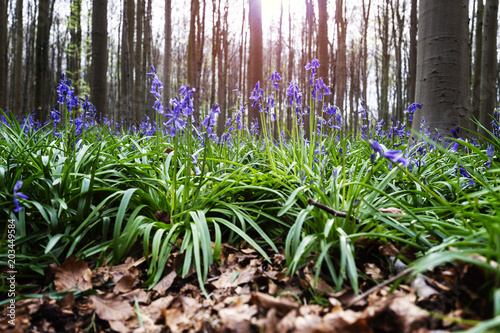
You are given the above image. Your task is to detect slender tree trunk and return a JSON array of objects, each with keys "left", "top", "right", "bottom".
[
  {"left": 361, "top": 0, "right": 371, "bottom": 103},
  {"left": 479, "top": 0, "right": 498, "bottom": 132},
  {"left": 69, "top": 0, "right": 82, "bottom": 99},
  {"left": 0, "top": 0, "right": 9, "bottom": 110},
  {"left": 11, "top": 0, "right": 23, "bottom": 115},
  {"left": 407, "top": 0, "right": 417, "bottom": 103},
  {"left": 335, "top": 0, "right": 346, "bottom": 112},
  {"left": 143, "top": 0, "right": 152, "bottom": 118},
  {"left": 91, "top": 0, "right": 108, "bottom": 120},
  {"left": 135, "top": 0, "right": 144, "bottom": 121},
  {"left": 413, "top": 0, "right": 472, "bottom": 136},
  {"left": 122, "top": 0, "right": 132, "bottom": 126},
  {"left": 286, "top": 1, "right": 293, "bottom": 133},
  {"left": 472, "top": 0, "right": 484, "bottom": 124},
  {"left": 317, "top": 0, "right": 328, "bottom": 85},
  {"left": 378, "top": 0, "right": 390, "bottom": 124},
  {"left": 247, "top": 0, "right": 263, "bottom": 126},
  {"left": 34, "top": 0, "right": 54, "bottom": 122},
  {"left": 164, "top": 0, "right": 172, "bottom": 108}
]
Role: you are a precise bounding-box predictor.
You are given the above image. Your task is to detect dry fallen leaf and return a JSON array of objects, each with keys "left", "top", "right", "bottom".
[
  {"left": 251, "top": 292, "right": 299, "bottom": 316},
  {"left": 153, "top": 270, "right": 177, "bottom": 295},
  {"left": 58, "top": 292, "right": 75, "bottom": 315},
  {"left": 54, "top": 255, "right": 93, "bottom": 292},
  {"left": 379, "top": 207, "right": 406, "bottom": 220},
  {"left": 114, "top": 275, "right": 136, "bottom": 294},
  {"left": 90, "top": 294, "right": 135, "bottom": 322},
  {"left": 218, "top": 303, "right": 258, "bottom": 330}
]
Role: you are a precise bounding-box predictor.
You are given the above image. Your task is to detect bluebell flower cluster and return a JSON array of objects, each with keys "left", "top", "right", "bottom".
[
  {"left": 369, "top": 139, "right": 409, "bottom": 167},
  {"left": 13, "top": 180, "right": 28, "bottom": 213}
]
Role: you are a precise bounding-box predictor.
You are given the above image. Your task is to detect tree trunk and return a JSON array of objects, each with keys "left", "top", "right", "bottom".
[
  {"left": 135, "top": 0, "right": 144, "bottom": 121},
  {"left": 413, "top": 0, "right": 472, "bottom": 136},
  {"left": 335, "top": 0, "right": 346, "bottom": 112},
  {"left": 378, "top": 0, "right": 390, "bottom": 124},
  {"left": 361, "top": 0, "right": 371, "bottom": 103},
  {"left": 91, "top": 0, "right": 108, "bottom": 120},
  {"left": 407, "top": 0, "right": 417, "bottom": 103},
  {"left": 472, "top": 0, "right": 484, "bottom": 125},
  {"left": 247, "top": 0, "right": 263, "bottom": 126},
  {"left": 122, "top": 0, "right": 132, "bottom": 126},
  {"left": 317, "top": 0, "right": 328, "bottom": 86},
  {"left": 34, "top": 0, "right": 54, "bottom": 122},
  {"left": 479, "top": 0, "right": 498, "bottom": 133},
  {"left": 164, "top": 0, "right": 172, "bottom": 106},
  {"left": 69, "top": 0, "right": 82, "bottom": 99},
  {"left": 0, "top": 0, "right": 9, "bottom": 110}
]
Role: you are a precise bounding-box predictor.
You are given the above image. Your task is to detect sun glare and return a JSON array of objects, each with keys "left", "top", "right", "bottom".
[{"left": 261, "top": 0, "right": 304, "bottom": 26}]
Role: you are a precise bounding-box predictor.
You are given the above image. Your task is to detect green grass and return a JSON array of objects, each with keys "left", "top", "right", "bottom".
[{"left": 1, "top": 79, "right": 500, "bottom": 329}]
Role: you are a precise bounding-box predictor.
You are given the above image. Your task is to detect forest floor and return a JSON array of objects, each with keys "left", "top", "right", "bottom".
[{"left": 1, "top": 239, "right": 490, "bottom": 333}]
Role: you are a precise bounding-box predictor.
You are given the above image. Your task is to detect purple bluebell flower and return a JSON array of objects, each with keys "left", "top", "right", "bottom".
[
  {"left": 456, "top": 164, "right": 475, "bottom": 185},
  {"left": 13, "top": 180, "right": 28, "bottom": 212},
  {"left": 191, "top": 154, "right": 201, "bottom": 175},
  {"left": 451, "top": 126, "right": 460, "bottom": 139},
  {"left": 406, "top": 103, "right": 422, "bottom": 121},
  {"left": 370, "top": 139, "right": 409, "bottom": 167},
  {"left": 270, "top": 70, "right": 282, "bottom": 90}
]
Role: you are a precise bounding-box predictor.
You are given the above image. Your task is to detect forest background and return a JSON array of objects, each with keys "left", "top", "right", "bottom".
[{"left": 0, "top": 0, "right": 499, "bottom": 137}]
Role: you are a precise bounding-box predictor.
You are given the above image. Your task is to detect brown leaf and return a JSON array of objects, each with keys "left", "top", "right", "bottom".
[
  {"left": 251, "top": 292, "right": 299, "bottom": 316},
  {"left": 121, "top": 289, "right": 150, "bottom": 304},
  {"left": 218, "top": 304, "right": 258, "bottom": 330},
  {"left": 109, "top": 257, "right": 140, "bottom": 282},
  {"left": 152, "top": 270, "right": 177, "bottom": 295},
  {"left": 141, "top": 295, "right": 175, "bottom": 323},
  {"left": 364, "top": 263, "right": 385, "bottom": 280},
  {"left": 379, "top": 207, "right": 406, "bottom": 220},
  {"left": 54, "top": 255, "right": 92, "bottom": 292},
  {"left": 58, "top": 292, "right": 75, "bottom": 315},
  {"left": 90, "top": 294, "right": 135, "bottom": 322},
  {"left": 154, "top": 210, "right": 171, "bottom": 223},
  {"left": 163, "top": 147, "right": 173, "bottom": 154},
  {"left": 114, "top": 275, "right": 136, "bottom": 294}
]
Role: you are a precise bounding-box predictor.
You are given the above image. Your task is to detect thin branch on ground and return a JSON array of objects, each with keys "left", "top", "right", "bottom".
[{"left": 307, "top": 198, "right": 362, "bottom": 224}]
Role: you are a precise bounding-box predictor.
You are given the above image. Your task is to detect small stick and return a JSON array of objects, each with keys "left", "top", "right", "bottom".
[
  {"left": 307, "top": 198, "right": 362, "bottom": 224},
  {"left": 346, "top": 268, "right": 413, "bottom": 308}
]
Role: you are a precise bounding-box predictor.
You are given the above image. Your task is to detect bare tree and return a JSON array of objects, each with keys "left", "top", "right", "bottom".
[
  {"left": 91, "top": 0, "right": 108, "bottom": 119},
  {"left": 247, "top": 0, "right": 263, "bottom": 126},
  {"left": 0, "top": 0, "right": 8, "bottom": 110},
  {"left": 12, "top": 0, "right": 23, "bottom": 115},
  {"left": 164, "top": 0, "right": 172, "bottom": 106},
  {"left": 479, "top": 0, "right": 498, "bottom": 133},
  {"left": 472, "top": 0, "right": 484, "bottom": 124},
  {"left": 407, "top": 0, "right": 417, "bottom": 103}
]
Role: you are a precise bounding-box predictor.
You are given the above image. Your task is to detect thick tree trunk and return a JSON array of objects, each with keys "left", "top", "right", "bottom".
[
  {"left": 413, "top": 0, "right": 472, "bottom": 137},
  {"left": 479, "top": 0, "right": 498, "bottom": 133},
  {"left": 91, "top": 0, "right": 108, "bottom": 119},
  {"left": 247, "top": 0, "right": 263, "bottom": 126}
]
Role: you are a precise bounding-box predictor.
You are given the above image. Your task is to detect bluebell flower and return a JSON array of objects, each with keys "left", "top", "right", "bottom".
[
  {"left": 270, "top": 70, "right": 282, "bottom": 90},
  {"left": 191, "top": 154, "right": 201, "bottom": 175},
  {"left": 369, "top": 139, "right": 409, "bottom": 167},
  {"left": 451, "top": 126, "right": 460, "bottom": 139},
  {"left": 456, "top": 164, "right": 475, "bottom": 185},
  {"left": 406, "top": 102, "right": 422, "bottom": 121},
  {"left": 13, "top": 180, "right": 28, "bottom": 213}
]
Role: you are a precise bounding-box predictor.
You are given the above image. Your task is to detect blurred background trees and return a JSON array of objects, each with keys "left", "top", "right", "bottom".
[{"left": 0, "top": 0, "right": 498, "bottom": 137}]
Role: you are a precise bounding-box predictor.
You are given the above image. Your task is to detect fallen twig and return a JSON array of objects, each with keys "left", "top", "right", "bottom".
[
  {"left": 307, "top": 198, "right": 362, "bottom": 224},
  {"left": 346, "top": 267, "right": 414, "bottom": 308}
]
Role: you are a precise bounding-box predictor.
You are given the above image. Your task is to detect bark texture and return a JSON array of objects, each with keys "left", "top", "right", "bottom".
[{"left": 413, "top": 0, "right": 472, "bottom": 136}]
